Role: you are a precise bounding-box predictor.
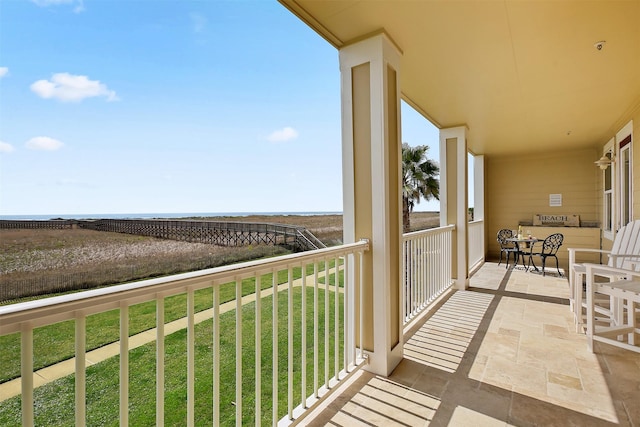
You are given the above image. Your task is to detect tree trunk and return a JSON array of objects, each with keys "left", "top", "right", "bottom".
[{"left": 402, "top": 196, "right": 410, "bottom": 233}]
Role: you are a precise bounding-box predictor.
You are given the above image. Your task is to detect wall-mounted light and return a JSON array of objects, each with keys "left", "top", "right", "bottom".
[{"left": 595, "top": 154, "right": 613, "bottom": 170}]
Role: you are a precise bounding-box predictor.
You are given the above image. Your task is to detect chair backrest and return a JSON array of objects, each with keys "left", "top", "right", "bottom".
[
  {"left": 608, "top": 222, "right": 629, "bottom": 267},
  {"left": 614, "top": 220, "right": 640, "bottom": 270},
  {"left": 541, "top": 233, "right": 563, "bottom": 255},
  {"left": 497, "top": 229, "right": 513, "bottom": 248},
  {"left": 628, "top": 226, "right": 640, "bottom": 271}
]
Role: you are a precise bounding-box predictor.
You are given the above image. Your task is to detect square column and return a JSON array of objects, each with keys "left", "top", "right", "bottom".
[
  {"left": 473, "top": 154, "right": 485, "bottom": 222},
  {"left": 440, "top": 126, "right": 469, "bottom": 290},
  {"left": 339, "top": 32, "right": 403, "bottom": 376}
]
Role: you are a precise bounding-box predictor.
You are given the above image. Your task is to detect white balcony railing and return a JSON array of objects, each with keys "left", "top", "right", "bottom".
[
  {"left": 402, "top": 225, "right": 455, "bottom": 325},
  {"left": 0, "top": 240, "right": 369, "bottom": 426},
  {"left": 2, "top": 228, "right": 460, "bottom": 426},
  {"left": 468, "top": 219, "right": 485, "bottom": 272}
]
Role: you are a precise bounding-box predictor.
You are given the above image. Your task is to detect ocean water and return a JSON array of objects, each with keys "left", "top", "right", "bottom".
[{"left": 0, "top": 212, "right": 343, "bottom": 221}]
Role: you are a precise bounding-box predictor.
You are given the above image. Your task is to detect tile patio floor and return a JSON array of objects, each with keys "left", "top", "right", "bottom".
[{"left": 299, "top": 262, "right": 640, "bottom": 426}]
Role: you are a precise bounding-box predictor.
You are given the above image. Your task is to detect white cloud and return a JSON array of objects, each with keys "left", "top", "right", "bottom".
[
  {"left": 0, "top": 141, "right": 15, "bottom": 153},
  {"left": 190, "top": 13, "right": 207, "bottom": 34},
  {"left": 31, "top": 0, "right": 84, "bottom": 13},
  {"left": 30, "top": 73, "right": 118, "bottom": 102},
  {"left": 26, "top": 136, "right": 64, "bottom": 151},
  {"left": 267, "top": 127, "right": 299, "bottom": 143},
  {"left": 0, "top": 67, "right": 8, "bottom": 78},
  {"left": 73, "top": 1, "right": 84, "bottom": 13}
]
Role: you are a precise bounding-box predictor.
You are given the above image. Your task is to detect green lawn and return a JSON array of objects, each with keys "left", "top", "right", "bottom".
[
  {"left": 0, "top": 286, "right": 345, "bottom": 426},
  {"left": 0, "top": 258, "right": 345, "bottom": 425},
  {"left": 0, "top": 260, "right": 340, "bottom": 383}
]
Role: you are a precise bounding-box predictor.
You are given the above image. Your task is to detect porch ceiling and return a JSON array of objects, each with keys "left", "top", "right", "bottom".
[{"left": 279, "top": 0, "right": 640, "bottom": 156}]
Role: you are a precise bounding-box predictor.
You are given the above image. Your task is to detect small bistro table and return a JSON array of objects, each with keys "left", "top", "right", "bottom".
[{"left": 506, "top": 236, "right": 539, "bottom": 271}]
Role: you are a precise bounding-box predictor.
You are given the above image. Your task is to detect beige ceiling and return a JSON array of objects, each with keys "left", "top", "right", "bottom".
[{"left": 279, "top": 0, "right": 640, "bottom": 156}]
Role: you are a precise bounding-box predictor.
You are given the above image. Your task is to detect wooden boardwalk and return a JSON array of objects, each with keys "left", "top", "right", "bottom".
[{"left": 0, "top": 219, "right": 326, "bottom": 251}]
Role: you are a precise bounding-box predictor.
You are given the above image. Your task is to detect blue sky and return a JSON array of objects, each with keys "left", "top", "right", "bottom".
[{"left": 0, "top": 0, "right": 441, "bottom": 216}]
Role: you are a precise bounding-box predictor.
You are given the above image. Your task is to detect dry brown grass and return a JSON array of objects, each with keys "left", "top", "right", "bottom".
[
  {"left": 198, "top": 211, "right": 440, "bottom": 242},
  {"left": 0, "top": 228, "right": 288, "bottom": 302},
  {"left": 0, "top": 212, "right": 439, "bottom": 302}
]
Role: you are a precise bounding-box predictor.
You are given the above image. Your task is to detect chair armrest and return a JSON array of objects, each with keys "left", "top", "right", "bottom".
[
  {"left": 608, "top": 253, "right": 640, "bottom": 260},
  {"left": 583, "top": 263, "right": 640, "bottom": 280},
  {"left": 566, "top": 248, "right": 611, "bottom": 255},
  {"left": 567, "top": 248, "right": 610, "bottom": 275}
]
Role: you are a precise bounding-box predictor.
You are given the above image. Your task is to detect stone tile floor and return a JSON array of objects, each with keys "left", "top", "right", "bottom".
[{"left": 299, "top": 262, "right": 640, "bottom": 426}]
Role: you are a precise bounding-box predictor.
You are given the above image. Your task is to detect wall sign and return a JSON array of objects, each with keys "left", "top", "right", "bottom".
[{"left": 533, "top": 214, "right": 579, "bottom": 227}]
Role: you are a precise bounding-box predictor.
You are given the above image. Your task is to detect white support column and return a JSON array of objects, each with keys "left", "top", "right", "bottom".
[
  {"left": 474, "top": 155, "right": 485, "bottom": 221},
  {"left": 340, "top": 32, "right": 403, "bottom": 376},
  {"left": 439, "top": 126, "right": 469, "bottom": 290},
  {"left": 474, "top": 154, "right": 486, "bottom": 264}
]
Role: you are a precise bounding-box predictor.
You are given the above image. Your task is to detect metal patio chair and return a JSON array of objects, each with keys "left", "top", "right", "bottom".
[
  {"left": 527, "top": 233, "right": 564, "bottom": 276},
  {"left": 497, "top": 229, "right": 518, "bottom": 269}
]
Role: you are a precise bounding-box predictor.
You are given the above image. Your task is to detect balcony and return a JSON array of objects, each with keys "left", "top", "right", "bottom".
[
  {"left": 0, "top": 226, "right": 451, "bottom": 426},
  {"left": 300, "top": 262, "right": 640, "bottom": 426},
  {"left": 2, "top": 224, "right": 639, "bottom": 426}
]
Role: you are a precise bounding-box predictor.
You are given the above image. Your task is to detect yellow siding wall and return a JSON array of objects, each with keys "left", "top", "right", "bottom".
[
  {"left": 486, "top": 148, "right": 600, "bottom": 269},
  {"left": 525, "top": 226, "right": 601, "bottom": 271}
]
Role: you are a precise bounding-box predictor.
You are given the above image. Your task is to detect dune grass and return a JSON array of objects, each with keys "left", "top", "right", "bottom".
[{"left": 0, "top": 228, "right": 290, "bottom": 303}]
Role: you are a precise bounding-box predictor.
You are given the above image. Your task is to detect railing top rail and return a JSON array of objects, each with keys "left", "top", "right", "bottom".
[
  {"left": 0, "top": 240, "right": 369, "bottom": 334},
  {"left": 402, "top": 224, "right": 455, "bottom": 239},
  {"left": 87, "top": 218, "right": 307, "bottom": 229}
]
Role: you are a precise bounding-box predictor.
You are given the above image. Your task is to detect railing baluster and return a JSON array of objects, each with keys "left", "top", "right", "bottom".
[
  {"left": 358, "top": 251, "right": 364, "bottom": 361},
  {"left": 120, "top": 302, "right": 129, "bottom": 426},
  {"left": 334, "top": 255, "right": 339, "bottom": 381},
  {"left": 324, "top": 257, "right": 329, "bottom": 388},
  {"left": 75, "top": 313, "right": 86, "bottom": 426},
  {"left": 409, "top": 238, "right": 413, "bottom": 320},
  {"left": 255, "top": 273, "right": 262, "bottom": 426},
  {"left": 287, "top": 266, "right": 294, "bottom": 420},
  {"left": 301, "top": 264, "right": 307, "bottom": 408},
  {"left": 213, "top": 283, "right": 220, "bottom": 427},
  {"left": 423, "top": 235, "right": 427, "bottom": 306},
  {"left": 343, "top": 255, "right": 351, "bottom": 372},
  {"left": 402, "top": 240, "right": 407, "bottom": 321},
  {"left": 187, "top": 289, "right": 195, "bottom": 427},
  {"left": 272, "top": 269, "right": 278, "bottom": 426},
  {"left": 157, "top": 295, "right": 165, "bottom": 427},
  {"left": 21, "top": 324, "right": 34, "bottom": 427},
  {"left": 313, "top": 261, "right": 319, "bottom": 397},
  {"left": 416, "top": 233, "right": 420, "bottom": 298},
  {"left": 436, "top": 231, "right": 441, "bottom": 294},
  {"left": 235, "top": 278, "right": 242, "bottom": 427},
  {"left": 413, "top": 237, "right": 417, "bottom": 313},
  {"left": 428, "top": 233, "right": 432, "bottom": 297}
]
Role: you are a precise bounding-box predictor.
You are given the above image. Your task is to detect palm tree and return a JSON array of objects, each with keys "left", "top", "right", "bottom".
[{"left": 402, "top": 143, "right": 439, "bottom": 233}]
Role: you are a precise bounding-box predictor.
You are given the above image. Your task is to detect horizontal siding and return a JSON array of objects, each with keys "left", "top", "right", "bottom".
[
  {"left": 487, "top": 148, "right": 600, "bottom": 267},
  {"left": 526, "top": 226, "right": 601, "bottom": 270}
]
